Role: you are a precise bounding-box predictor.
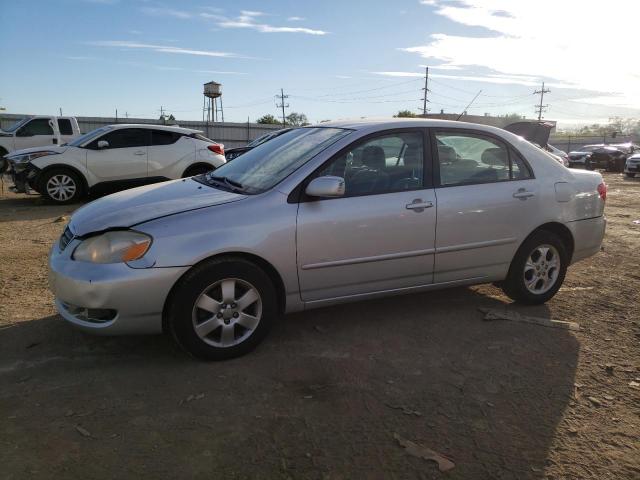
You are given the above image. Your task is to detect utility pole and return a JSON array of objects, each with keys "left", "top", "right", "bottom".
[
  {"left": 421, "top": 66, "right": 430, "bottom": 116},
  {"left": 59, "top": 107, "right": 63, "bottom": 116},
  {"left": 115, "top": 108, "right": 118, "bottom": 123},
  {"left": 276, "top": 88, "right": 289, "bottom": 126},
  {"left": 534, "top": 82, "right": 550, "bottom": 120}
]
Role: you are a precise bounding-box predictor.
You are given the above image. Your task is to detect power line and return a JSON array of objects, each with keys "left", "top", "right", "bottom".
[
  {"left": 534, "top": 82, "right": 551, "bottom": 120},
  {"left": 276, "top": 88, "right": 289, "bottom": 126}
]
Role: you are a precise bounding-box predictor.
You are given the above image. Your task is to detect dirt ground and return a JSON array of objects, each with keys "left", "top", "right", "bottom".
[{"left": 0, "top": 172, "right": 639, "bottom": 479}]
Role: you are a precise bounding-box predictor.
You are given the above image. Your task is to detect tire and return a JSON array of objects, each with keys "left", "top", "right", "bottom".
[
  {"left": 626, "top": 172, "right": 636, "bottom": 178},
  {"left": 40, "top": 168, "right": 84, "bottom": 204},
  {"left": 501, "top": 230, "right": 569, "bottom": 305},
  {"left": 585, "top": 159, "right": 595, "bottom": 171},
  {"left": 167, "top": 257, "right": 277, "bottom": 360},
  {"left": 183, "top": 164, "right": 214, "bottom": 178}
]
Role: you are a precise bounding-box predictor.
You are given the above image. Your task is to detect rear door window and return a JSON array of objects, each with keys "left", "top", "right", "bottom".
[
  {"left": 151, "top": 130, "right": 182, "bottom": 146},
  {"left": 57, "top": 119, "right": 73, "bottom": 135}
]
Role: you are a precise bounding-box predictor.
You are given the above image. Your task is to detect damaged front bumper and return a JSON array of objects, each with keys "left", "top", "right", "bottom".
[{"left": 3, "top": 161, "right": 42, "bottom": 194}]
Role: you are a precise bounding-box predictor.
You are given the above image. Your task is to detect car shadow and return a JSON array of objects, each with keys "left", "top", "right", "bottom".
[
  {"left": 0, "top": 286, "right": 577, "bottom": 479},
  {"left": 0, "top": 193, "right": 83, "bottom": 223}
]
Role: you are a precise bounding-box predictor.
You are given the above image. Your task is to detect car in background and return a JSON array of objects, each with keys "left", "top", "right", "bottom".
[
  {"left": 625, "top": 153, "right": 640, "bottom": 178},
  {"left": 0, "top": 115, "right": 81, "bottom": 158},
  {"left": 503, "top": 121, "right": 568, "bottom": 167},
  {"left": 224, "top": 128, "right": 294, "bottom": 161},
  {"left": 568, "top": 145, "right": 601, "bottom": 167},
  {"left": 546, "top": 144, "right": 569, "bottom": 167},
  {"left": 3, "top": 124, "right": 225, "bottom": 203},
  {"left": 611, "top": 142, "right": 639, "bottom": 155},
  {"left": 584, "top": 146, "right": 627, "bottom": 172},
  {"left": 48, "top": 119, "right": 606, "bottom": 359}
]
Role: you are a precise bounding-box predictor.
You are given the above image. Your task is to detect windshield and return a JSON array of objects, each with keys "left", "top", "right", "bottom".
[
  {"left": 203, "top": 127, "right": 351, "bottom": 193},
  {"left": 2, "top": 118, "right": 30, "bottom": 133},
  {"left": 68, "top": 126, "right": 112, "bottom": 147}
]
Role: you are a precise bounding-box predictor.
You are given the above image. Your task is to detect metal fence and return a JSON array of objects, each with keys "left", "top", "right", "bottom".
[{"left": 0, "top": 113, "right": 283, "bottom": 148}]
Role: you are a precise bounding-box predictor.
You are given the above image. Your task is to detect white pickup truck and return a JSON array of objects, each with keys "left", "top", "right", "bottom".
[{"left": 0, "top": 116, "right": 81, "bottom": 157}]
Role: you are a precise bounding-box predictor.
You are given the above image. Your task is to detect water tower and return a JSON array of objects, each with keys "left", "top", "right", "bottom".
[{"left": 203, "top": 81, "right": 224, "bottom": 131}]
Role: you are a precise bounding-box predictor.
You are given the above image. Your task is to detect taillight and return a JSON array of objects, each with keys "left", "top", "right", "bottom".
[
  {"left": 207, "top": 144, "right": 224, "bottom": 155},
  {"left": 597, "top": 182, "right": 607, "bottom": 201}
]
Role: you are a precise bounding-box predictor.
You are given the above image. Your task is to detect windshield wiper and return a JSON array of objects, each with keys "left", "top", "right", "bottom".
[{"left": 207, "top": 174, "right": 245, "bottom": 192}]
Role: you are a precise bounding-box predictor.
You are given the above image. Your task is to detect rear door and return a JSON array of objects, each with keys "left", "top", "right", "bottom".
[
  {"left": 147, "top": 129, "right": 190, "bottom": 179},
  {"left": 431, "top": 129, "right": 540, "bottom": 283},
  {"left": 85, "top": 128, "right": 150, "bottom": 182},
  {"left": 14, "top": 118, "right": 56, "bottom": 149},
  {"left": 296, "top": 129, "right": 437, "bottom": 302}
]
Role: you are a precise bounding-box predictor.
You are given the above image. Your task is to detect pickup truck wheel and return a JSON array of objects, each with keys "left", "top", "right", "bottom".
[
  {"left": 168, "top": 257, "right": 277, "bottom": 360},
  {"left": 502, "top": 230, "right": 568, "bottom": 305},
  {"left": 41, "top": 169, "right": 83, "bottom": 204}
]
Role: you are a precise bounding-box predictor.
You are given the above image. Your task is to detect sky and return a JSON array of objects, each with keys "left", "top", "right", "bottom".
[{"left": 1, "top": 0, "right": 639, "bottom": 127}]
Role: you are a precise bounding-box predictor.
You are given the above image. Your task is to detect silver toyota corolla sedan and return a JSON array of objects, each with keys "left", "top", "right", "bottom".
[{"left": 49, "top": 120, "right": 606, "bottom": 359}]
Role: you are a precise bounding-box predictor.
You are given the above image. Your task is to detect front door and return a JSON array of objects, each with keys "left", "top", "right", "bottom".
[
  {"left": 85, "top": 128, "right": 150, "bottom": 183},
  {"left": 431, "top": 129, "right": 540, "bottom": 283},
  {"left": 296, "top": 130, "right": 437, "bottom": 302},
  {"left": 14, "top": 118, "right": 56, "bottom": 150}
]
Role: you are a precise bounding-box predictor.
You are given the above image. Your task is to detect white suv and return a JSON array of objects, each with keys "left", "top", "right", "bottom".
[{"left": 4, "top": 124, "right": 226, "bottom": 203}]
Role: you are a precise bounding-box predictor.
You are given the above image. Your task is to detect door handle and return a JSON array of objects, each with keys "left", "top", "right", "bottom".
[
  {"left": 133, "top": 151, "right": 146, "bottom": 156},
  {"left": 405, "top": 199, "right": 433, "bottom": 212},
  {"left": 513, "top": 189, "right": 535, "bottom": 199}
]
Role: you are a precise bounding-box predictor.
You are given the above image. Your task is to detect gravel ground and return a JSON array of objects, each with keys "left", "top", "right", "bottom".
[{"left": 0, "top": 172, "right": 639, "bottom": 479}]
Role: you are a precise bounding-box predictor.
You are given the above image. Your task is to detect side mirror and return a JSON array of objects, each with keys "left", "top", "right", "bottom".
[
  {"left": 305, "top": 176, "right": 345, "bottom": 198},
  {"left": 97, "top": 140, "right": 109, "bottom": 149}
]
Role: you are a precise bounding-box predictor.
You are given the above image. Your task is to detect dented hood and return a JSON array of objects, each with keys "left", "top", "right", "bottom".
[
  {"left": 69, "top": 178, "right": 246, "bottom": 236},
  {"left": 504, "top": 121, "right": 553, "bottom": 147}
]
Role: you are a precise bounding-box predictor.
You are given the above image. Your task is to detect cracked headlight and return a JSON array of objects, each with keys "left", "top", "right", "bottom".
[
  {"left": 7, "top": 151, "right": 59, "bottom": 164},
  {"left": 73, "top": 231, "right": 152, "bottom": 264}
]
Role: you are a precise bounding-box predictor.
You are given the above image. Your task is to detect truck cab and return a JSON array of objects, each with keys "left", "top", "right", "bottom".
[{"left": 0, "top": 116, "right": 81, "bottom": 156}]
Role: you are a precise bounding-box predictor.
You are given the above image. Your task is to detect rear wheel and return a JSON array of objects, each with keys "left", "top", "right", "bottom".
[
  {"left": 168, "top": 257, "right": 277, "bottom": 360},
  {"left": 183, "top": 164, "right": 214, "bottom": 178},
  {"left": 41, "top": 168, "right": 84, "bottom": 204},
  {"left": 502, "top": 230, "right": 568, "bottom": 304},
  {"left": 626, "top": 172, "right": 636, "bottom": 178}
]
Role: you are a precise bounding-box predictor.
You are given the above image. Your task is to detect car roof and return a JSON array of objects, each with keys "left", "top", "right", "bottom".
[
  {"left": 107, "top": 124, "right": 202, "bottom": 135},
  {"left": 313, "top": 118, "right": 514, "bottom": 136}
]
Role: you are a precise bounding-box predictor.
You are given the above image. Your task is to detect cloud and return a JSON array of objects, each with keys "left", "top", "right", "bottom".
[
  {"left": 213, "top": 11, "right": 328, "bottom": 35},
  {"left": 419, "top": 0, "right": 438, "bottom": 5},
  {"left": 287, "top": 16, "right": 305, "bottom": 21},
  {"left": 140, "top": 7, "right": 192, "bottom": 19},
  {"left": 372, "top": 71, "right": 424, "bottom": 77},
  {"left": 408, "top": 0, "right": 640, "bottom": 107},
  {"left": 88, "top": 41, "right": 244, "bottom": 58}
]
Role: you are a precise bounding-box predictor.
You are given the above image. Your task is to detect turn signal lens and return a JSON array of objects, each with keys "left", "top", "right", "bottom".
[{"left": 73, "top": 231, "right": 152, "bottom": 264}]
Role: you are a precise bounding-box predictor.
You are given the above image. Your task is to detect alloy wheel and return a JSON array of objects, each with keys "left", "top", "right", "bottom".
[
  {"left": 191, "top": 278, "right": 262, "bottom": 348},
  {"left": 46, "top": 174, "right": 76, "bottom": 201},
  {"left": 523, "top": 244, "right": 560, "bottom": 294}
]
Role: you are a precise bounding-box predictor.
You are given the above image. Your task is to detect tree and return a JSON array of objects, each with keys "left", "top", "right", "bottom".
[
  {"left": 394, "top": 110, "right": 416, "bottom": 118},
  {"left": 256, "top": 114, "right": 280, "bottom": 125},
  {"left": 502, "top": 113, "right": 524, "bottom": 122},
  {"left": 286, "top": 112, "right": 310, "bottom": 126}
]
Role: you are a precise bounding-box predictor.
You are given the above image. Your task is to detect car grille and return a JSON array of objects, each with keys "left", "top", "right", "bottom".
[{"left": 59, "top": 226, "right": 74, "bottom": 251}]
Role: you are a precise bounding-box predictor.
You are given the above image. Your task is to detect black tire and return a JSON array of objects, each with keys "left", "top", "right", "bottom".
[
  {"left": 501, "top": 230, "right": 569, "bottom": 305},
  {"left": 626, "top": 172, "right": 636, "bottom": 178},
  {"left": 0, "top": 148, "right": 8, "bottom": 174},
  {"left": 183, "top": 164, "right": 214, "bottom": 178},
  {"left": 167, "top": 257, "right": 277, "bottom": 360},
  {"left": 40, "top": 168, "right": 84, "bottom": 204},
  {"left": 585, "top": 159, "right": 595, "bottom": 171}
]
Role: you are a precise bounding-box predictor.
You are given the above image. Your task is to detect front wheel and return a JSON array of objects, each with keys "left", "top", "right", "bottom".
[
  {"left": 167, "top": 257, "right": 277, "bottom": 360},
  {"left": 585, "top": 159, "right": 595, "bottom": 171},
  {"left": 501, "top": 231, "right": 568, "bottom": 304},
  {"left": 41, "top": 169, "right": 84, "bottom": 204},
  {"left": 626, "top": 172, "right": 636, "bottom": 178}
]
